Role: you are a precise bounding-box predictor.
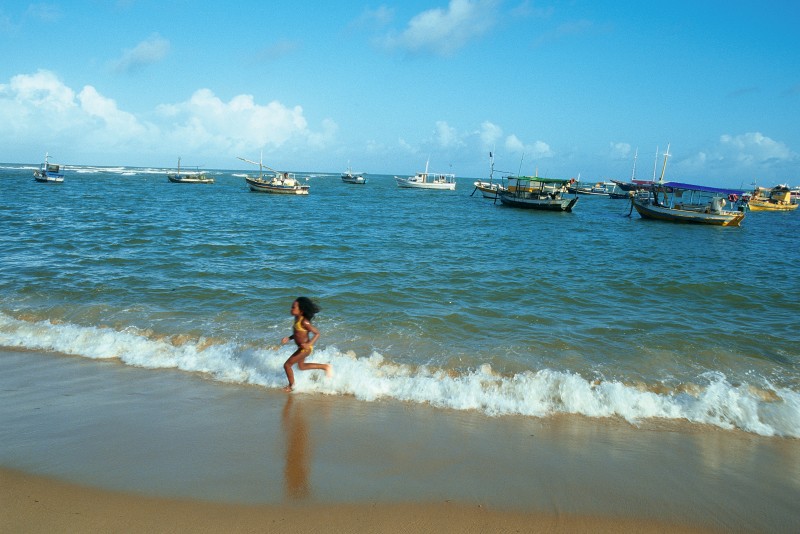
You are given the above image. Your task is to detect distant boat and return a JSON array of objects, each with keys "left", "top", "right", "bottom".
[
  {"left": 166, "top": 157, "right": 214, "bottom": 184},
  {"left": 33, "top": 153, "right": 64, "bottom": 183},
  {"left": 612, "top": 148, "right": 653, "bottom": 192},
  {"left": 746, "top": 185, "right": 798, "bottom": 212},
  {"left": 496, "top": 175, "right": 579, "bottom": 212},
  {"left": 395, "top": 159, "right": 456, "bottom": 190},
  {"left": 572, "top": 181, "right": 613, "bottom": 196},
  {"left": 238, "top": 155, "right": 309, "bottom": 195},
  {"left": 630, "top": 145, "right": 746, "bottom": 226},
  {"left": 341, "top": 164, "right": 367, "bottom": 184}
]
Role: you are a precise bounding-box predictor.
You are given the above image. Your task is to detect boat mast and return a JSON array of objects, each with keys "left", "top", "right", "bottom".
[
  {"left": 652, "top": 146, "right": 659, "bottom": 181},
  {"left": 630, "top": 147, "right": 638, "bottom": 181},
  {"left": 658, "top": 143, "right": 671, "bottom": 183}
]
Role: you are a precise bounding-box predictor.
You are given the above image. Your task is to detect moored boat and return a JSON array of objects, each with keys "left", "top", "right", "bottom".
[
  {"left": 746, "top": 185, "right": 798, "bottom": 212},
  {"left": 341, "top": 165, "right": 367, "bottom": 184},
  {"left": 630, "top": 145, "right": 746, "bottom": 226},
  {"left": 497, "top": 175, "right": 579, "bottom": 211},
  {"left": 395, "top": 159, "right": 456, "bottom": 190},
  {"left": 167, "top": 157, "right": 214, "bottom": 184},
  {"left": 471, "top": 152, "right": 507, "bottom": 198},
  {"left": 238, "top": 155, "right": 309, "bottom": 195},
  {"left": 33, "top": 153, "right": 65, "bottom": 183}
]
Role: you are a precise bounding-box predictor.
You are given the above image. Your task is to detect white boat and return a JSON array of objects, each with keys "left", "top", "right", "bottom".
[
  {"left": 33, "top": 153, "right": 64, "bottom": 183},
  {"left": 471, "top": 152, "right": 506, "bottom": 198},
  {"left": 395, "top": 159, "right": 456, "bottom": 190},
  {"left": 167, "top": 157, "right": 214, "bottom": 184},
  {"left": 238, "top": 155, "right": 309, "bottom": 195},
  {"left": 497, "top": 175, "right": 579, "bottom": 211},
  {"left": 341, "top": 165, "right": 367, "bottom": 184},
  {"left": 630, "top": 145, "right": 746, "bottom": 226}
]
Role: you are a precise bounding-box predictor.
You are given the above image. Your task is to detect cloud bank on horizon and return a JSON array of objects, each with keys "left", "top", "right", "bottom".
[{"left": 0, "top": 0, "right": 798, "bottom": 187}]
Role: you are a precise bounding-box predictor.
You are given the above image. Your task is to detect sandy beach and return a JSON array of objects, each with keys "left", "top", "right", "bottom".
[{"left": 2, "top": 349, "right": 799, "bottom": 532}]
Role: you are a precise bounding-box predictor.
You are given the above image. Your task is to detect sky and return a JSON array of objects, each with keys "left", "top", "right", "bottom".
[{"left": 1, "top": 1, "right": 798, "bottom": 187}]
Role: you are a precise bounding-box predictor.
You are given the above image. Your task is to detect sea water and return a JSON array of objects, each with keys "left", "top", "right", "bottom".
[{"left": 1, "top": 163, "right": 798, "bottom": 438}]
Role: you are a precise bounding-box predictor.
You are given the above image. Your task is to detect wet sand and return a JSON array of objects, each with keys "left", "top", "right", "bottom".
[{"left": 2, "top": 349, "right": 799, "bottom": 532}]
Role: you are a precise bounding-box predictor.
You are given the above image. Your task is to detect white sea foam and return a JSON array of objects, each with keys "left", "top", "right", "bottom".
[{"left": 1, "top": 313, "right": 798, "bottom": 438}]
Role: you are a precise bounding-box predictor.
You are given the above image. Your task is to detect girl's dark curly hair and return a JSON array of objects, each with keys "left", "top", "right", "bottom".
[{"left": 295, "top": 296, "right": 320, "bottom": 320}]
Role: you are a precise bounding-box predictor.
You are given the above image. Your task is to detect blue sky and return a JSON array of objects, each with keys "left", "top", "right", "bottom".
[{"left": 1, "top": 1, "right": 798, "bottom": 187}]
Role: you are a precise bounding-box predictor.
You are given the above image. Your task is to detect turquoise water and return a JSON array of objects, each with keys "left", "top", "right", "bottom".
[{"left": 1, "top": 163, "right": 799, "bottom": 437}]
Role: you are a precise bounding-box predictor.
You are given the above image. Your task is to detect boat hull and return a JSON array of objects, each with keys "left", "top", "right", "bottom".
[
  {"left": 168, "top": 174, "right": 214, "bottom": 184},
  {"left": 33, "top": 171, "right": 64, "bottom": 183},
  {"left": 747, "top": 200, "right": 798, "bottom": 211},
  {"left": 341, "top": 174, "right": 366, "bottom": 184},
  {"left": 498, "top": 193, "right": 578, "bottom": 212},
  {"left": 473, "top": 181, "right": 503, "bottom": 198},
  {"left": 395, "top": 177, "right": 456, "bottom": 190},
  {"left": 632, "top": 199, "right": 745, "bottom": 226},
  {"left": 246, "top": 176, "right": 309, "bottom": 195}
]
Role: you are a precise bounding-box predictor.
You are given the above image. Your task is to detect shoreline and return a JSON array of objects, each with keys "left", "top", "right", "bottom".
[
  {"left": 2, "top": 349, "right": 799, "bottom": 532},
  {"left": 1, "top": 468, "right": 715, "bottom": 533}
]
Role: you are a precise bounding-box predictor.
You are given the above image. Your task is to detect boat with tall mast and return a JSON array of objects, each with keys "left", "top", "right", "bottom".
[
  {"left": 472, "top": 152, "right": 505, "bottom": 198},
  {"left": 167, "top": 157, "right": 214, "bottom": 184},
  {"left": 238, "top": 154, "right": 309, "bottom": 195},
  {"left": 630, "top": 144, "right": 746, "bottom": 226}
]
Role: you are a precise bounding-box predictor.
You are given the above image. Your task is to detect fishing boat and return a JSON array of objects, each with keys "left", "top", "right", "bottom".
[
  {"left": 395, "top": 159, "right": 456, "bottom": 190},
  {"left": 746, "top": 185, "right": 798, "bottom": 211},
  {"left": 496, "top": 175, "right": 579, "bottom": 211},
  {"left": 341, "top": 165, "right": 367, "bottom": 184},
  {"left": 471, "top": 152, "right": 506, "bottom": 198},
  {"left": 238, "top": 155, "right": 309, "bottom": 195},
  {"left": 33, "top": 153, "right": 65, "bottom": 183},
  {"left": 611, "top": 148, "right": 653, "bottom": 193},
  {"left": 573, "top": 181, "right": 614, "bottom": 196},
  {"left": 473, "top": 180, "right": 505, "bottom": 198},
  {"left": 630, "top": 145, "right": 746, "bottom": 226},
  {"left": 166, "top": 157, "right": 214, "bottom": 184}
]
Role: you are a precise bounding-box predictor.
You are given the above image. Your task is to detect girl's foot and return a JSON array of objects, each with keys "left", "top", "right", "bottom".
[{"left": 283, "top": 385, "right": 294, "bottom": 392}]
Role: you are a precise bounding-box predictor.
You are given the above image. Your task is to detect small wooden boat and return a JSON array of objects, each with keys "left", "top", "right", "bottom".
[
  {"left": 167, "top": 158, "right": 214, "bottom": 184},
  {"left": 395, "top": 159, "right": 456, "bottom": 190},
  {"left": 471, "top": 152, "right": 507, "bottom": 198},
  {"left": 630, "top": 145, "right": 746, "bottom": 226},
  {"left": 497, "top": 175, "right": 579, "bottom": 211},
  {"left": 472, "top": 180, "right": 505, "bottom": 198},
  {"left": 238, "top": 154, "right": 309, "bottom": 195},
  {"left": 33, "top": 153, "right": 65, "bottom": 183}
]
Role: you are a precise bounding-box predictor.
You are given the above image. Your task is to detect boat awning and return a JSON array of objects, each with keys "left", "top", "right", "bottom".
[
  {"left": 662, "top": 182, "right": 745, "bottom": 196},
  {"left": 511, "top": 176, "right": 569, "bottom": 184}
]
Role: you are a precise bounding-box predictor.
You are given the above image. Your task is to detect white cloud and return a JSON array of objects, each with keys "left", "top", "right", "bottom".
[
  {"left": 609, "top": 142, "right": 631, "bottom": 159},
  {"left": 504, "top": 134, "right": 552, "bottom": 158},
  {"left": 0, "top": 70, "right": 335, "bottom": 163},
  {"left": 479, "top": 121, "right": 503, "bottom": 148},
  {"left": 434, "top": 120, "right": 464, "bottom": 148},
  {"left": 158, "top": 88, "right": 320, "bottom": 154},
  {"left": 354, "top": 5, "right": 395, "bottom": 28},
  {"left": 382, "top": 0, "right": 498, "bottom": 56},
  {"left": 718, "top": 132, "right": 794, "bottom": 165},
  {"left": 113, "top": 34, "right": 170, "bottom": 72}
]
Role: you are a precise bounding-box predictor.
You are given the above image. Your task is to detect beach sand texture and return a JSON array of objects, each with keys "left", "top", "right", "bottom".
[{"left": 2, "top": 349, "right": 799, "bottom": 532}]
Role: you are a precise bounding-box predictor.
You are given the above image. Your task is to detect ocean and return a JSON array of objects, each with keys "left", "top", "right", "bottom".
[{"left": 2, "top": 162, "right": 799, "bottom": 439}]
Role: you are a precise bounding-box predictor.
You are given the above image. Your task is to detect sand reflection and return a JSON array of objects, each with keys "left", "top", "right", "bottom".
[{"left": 281, "top": 395, "right": 311, "bottom": 500}]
